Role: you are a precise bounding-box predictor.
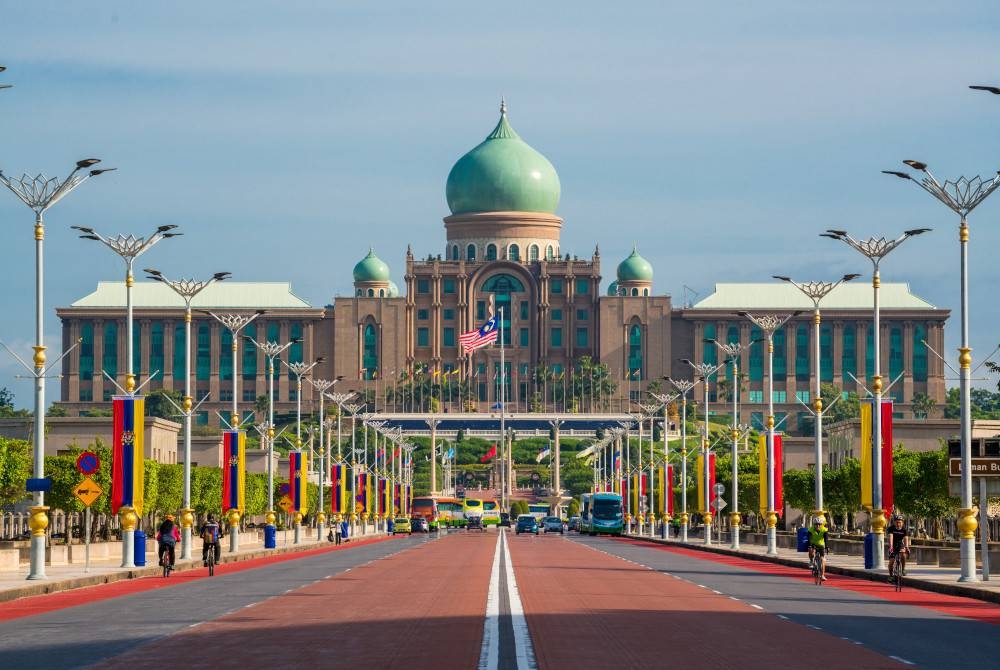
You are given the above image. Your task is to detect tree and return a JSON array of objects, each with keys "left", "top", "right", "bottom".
[
  {"left": 145, "top": 388, "right": 183, "bottom": 421},
  {"left": 911, "top": 392, "right": 935, "bottom": 419},
  {"left": 568, "top": 498, "right": 580, "bottom": 516},
  {"left": 782, "top": 468, "right": 816, "bottom": 517},
  {"left": 822, "top": 383, "right": 860, "bottom": 425},
  {"left": 0, "top": 387, "right": 31, "bottom": 418},
  {"left": 0, "top": 437, "right": 32, "bottom": 508},
  {"left": 892, "top": 445, "right": 955, "bottom": 537}
]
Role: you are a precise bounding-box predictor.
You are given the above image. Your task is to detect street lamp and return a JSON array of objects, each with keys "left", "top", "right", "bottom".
[
  {"left": 74, "top": 224, "right": 177, "bottom": 568},
  {"left": 280, "top": 356, "right": 324, "bottom": 543},
  {"left": 650, "top": 391, "right": 680, "bottom": 539},
  {"left": 144, "top": 268, "right": 230, "bottom": 559},
  {"left": 739, "top": 311, "right": 799, "bottom": 556},
  {"left": 308, "top": 376, "right": 342, "bottom": 540},
  {"left": 1, "top": 158, "right": 113, "bottom": 579},
  {"left": 667, "top": 378, "right": 697, "bottom": 542},
  {"left": 244, "top": 335, "right": 300, "bottom": 547},
  {"left": 773, "top": 274, "right": 859, "bottom": 530},
  {"left": 682, "top": 359, "right": 725, "bottom": 545},
  {"left": 884, "top": 159, "right": 1000, "bottom": 582},
  {"left": 0, "top": 64, "right": 11, "bottom": 89},
  {"left": 821, "top": 229, "right": 927, "bottom": 569}
]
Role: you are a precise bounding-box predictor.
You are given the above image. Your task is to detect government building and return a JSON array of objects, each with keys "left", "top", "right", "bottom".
[{"left": 54, "top": 102, "right": 949, "bottom": 437}]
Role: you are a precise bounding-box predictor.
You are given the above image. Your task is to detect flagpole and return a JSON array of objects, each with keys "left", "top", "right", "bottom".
[{"left": 499, "top": 305, "right": 507, "bottom": 512}]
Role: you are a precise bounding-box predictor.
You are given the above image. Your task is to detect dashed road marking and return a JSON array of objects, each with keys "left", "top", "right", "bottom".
[
  {"left": 889, "top": 656, "right": 915, "bottom": 666},
  {"left": 806, "top": 624, "right": 822, "bottom": 631},
  {"left": 749, "top": 604, "right": 763, "bottom": 610},
  {"left": 776, "top": 615, "right": 788, "bottom": 620}
]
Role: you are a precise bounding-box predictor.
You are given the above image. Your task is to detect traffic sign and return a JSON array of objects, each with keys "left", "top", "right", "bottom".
[
  {"left": 76, "top": 451, "right": 100, "bottom": 475},
  {"left": 74, "top": 477, "right": 103, "bottom": 507},
  {"left": 278, "top": 495, "right": 293, "bottom": 512},
  {"left": 949, "top": 458, "right": 1000, "bottom": 477},
  {"left": 713, "top": 483, "right": 725, "bottom": 496},
  {"left": 26, "top": 477, "right": 52, "bottom": 492},
  {"left": 279, "top": 483, "right": 291, "bottom": 495},
  {"left": 710, "top": 496, "right": 727, "bottom": 512}
]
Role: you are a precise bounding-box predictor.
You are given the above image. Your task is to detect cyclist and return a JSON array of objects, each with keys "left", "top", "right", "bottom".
[
  {"left": 807, "top": 515, "right": 829, "bottom": 581},
  {"left": 200, "top": 513, "right": 223, "bottom": 567},
  {"left": 156, "top": 514, "right": 179, "bottom": 571},
  {"left": 887, "top": 515, "right": 910, "bottom": 579}
]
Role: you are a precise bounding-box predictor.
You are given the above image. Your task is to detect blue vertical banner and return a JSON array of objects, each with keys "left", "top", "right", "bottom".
[{"left": 112, "top": 396, "right": 145, "bottom": 515}]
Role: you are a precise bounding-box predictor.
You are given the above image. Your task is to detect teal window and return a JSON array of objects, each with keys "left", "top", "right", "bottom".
[
  {"left": 576, "top": 278, "right": 589, "bottom": 294},
  {"left": 576, "top": 309, "right": 588, "bottom": 321},
  {"left": 528, "top": 245, "right": 539, "bottom": 262},
  {"left": 749, "top": 326, "right": 763, "bottom": 382},
  {"left": 889, "top": 326, "right": 903, "bottom": 382},
  {"left": 773, "top": 390, "right": 786, "bottom": 403},
  {"left": 417, "top": 309, "right": 429, "bottom": 321},
  {"left": 913, "top": 324, "right": 928, "bottom": 382},
  {"left": 821, "top": 324, "right": 833, "bottom": 382},
  {"left": 576, "top": 327, "right": 589, "bottom": 347},
  {"left": 196, "top": 323, "right": 210, "bottom": 381},
  {"left": 551, "top": 279, "right": 563, "bottom": 294},
  {"left": 703, "top": 323, "right": 718, "bottom": 371},
  {"left": 773, "top": 327, "right": 786, "bottom": 381},
  {"left": 102, "top": 322, "right": 118, "bottom": 379},
  {"left": 417, "top": 279, "right": 430, "bottom": 294},
  {"left": 519, "top": 328, "right": 529, "bottom": 347},
  {"left": 196, "top": 411, "right": 208, "bottom": 426},
  {"left": 363, "top": 323, "right": 378, "bottom": 378},
  {"left": 443, "top": 328, "right": 455, "bottom": 347},
  {"left": 467, "top": 244, "right": 477, "bottom": 261},
  {"left": 417, "top": 327, "right": 429, "bottom": 347},
  {"left": 481, "top": 273, "right": 524, "bottom": 346},
  {"left": 775, "top": 412, "right": 787, "bottom": 429},
  {"left": 552, "top": 309, "right": 563, "bottom": 321},
  {"left": 477, "top": 362, "right": 486, "bottom": 375},
  {"left": 795, "top": 324, "right": 809, "bottom": 382},
  {"left": 267, "top": 322, "right": 280, "bottom": 382},
  {"left": 842, "top": 325, "right": 857, "bottom": 378},
  {"left": 796, "top": 390, "right": 810, "bottom": 403},
  {"left": 80, "top": 323, "right": 94, "bottom": 381},
  {"left": 443, "top": 278, "right": 456, "bottom": 294},
  {"left": 520, "top": 301, "right": 529, "bottom": 320},
  {"left": 727, "top": 324, "right": 739, "bottom": 345},
  {"left": 243, "top": 389, "right": 256, "bottom": 402},
  {"left": 443, "top": 308, "right": 455, "bottom": 320},
  {"left": 546, "top": 245, "right": 555, "bottom": 260},
  {"left": 173, "top": 323, "right": 185, "bottom": 383},
  {"left": 865, "top": 325, "right": 874, "bottom": 379},
  {"left": 242, "top": 324, "right": 257, "bottom": 379},
  {"left": 79, "top": 387, "right": 92, "bottom": 402},
  {"left": 628, "top": 324, "right": 643, "bottom": 380},
  {"left": 749, "top": 390, "right": 763, "bottom": 403},
  {"left": 288, "top": 321, "right": 303, "bottom": 374},
  {"left": 150, "top": 322, "right": 164, "bottom": 380},
  {"left": 486, "top": 244, "right": 498, "bottom": 261},
  {"left": 508, "top": 244, "right": 520, "bottom": 261},
  {"left": 477, "top": 301, "right": 486, "bottom": 321},
  {"left": 220, "top": 328, "right": 233, "bottom": 381},
  {"left": 551, "top": 328, "right": 563, "bottom": 347},
  {"left": 451, "top": 244, "right": 459, "bottom": 261}
]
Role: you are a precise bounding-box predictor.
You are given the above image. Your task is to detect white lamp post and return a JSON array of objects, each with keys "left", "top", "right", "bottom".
[
  {"left": 281, "top": 357, "right": 324, "bottom": 543},
  {"left": 308, "top": 377, "right": 341, "bottom": 540},
  {"left": 667, "top": 378, "right": 697, "bottom": 542},
  {"left": 682, "top": 359, "right": 725, "bottom": 545},
  {"left": 650, "top": 391, "right": 680, "bottom": 539}
]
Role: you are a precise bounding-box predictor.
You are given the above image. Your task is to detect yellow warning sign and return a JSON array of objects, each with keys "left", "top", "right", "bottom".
[
  {"left": 278, "top": 495, "right": 293, "bottom": 513},
  {"left": 74, "top": 476, "right": 103, "bottom": 507}
]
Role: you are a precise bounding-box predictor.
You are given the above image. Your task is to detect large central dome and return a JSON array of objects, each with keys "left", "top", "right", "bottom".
[{"left": 445, "top": 102, "right": 561, "bottom": 215}]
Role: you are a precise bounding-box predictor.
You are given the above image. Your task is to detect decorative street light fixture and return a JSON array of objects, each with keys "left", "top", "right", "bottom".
[
  {"left": 0, "top": 64, "right": 11, "bottom": 89},
  {"left": 244, "top": 335, "right": 300, "bottom": 547},
  {"left": 73, "top": 223, "right": 177, "bottom": 568},
  {"left": 667, "top": 378, "right": 697, "bottom": 542},
  {"left": 681, "top": 359, "right": 726, "bottom": 545},
  {"left": 739, "top": 311, "right": 800, "bottom": 556},
  {"left": 308, "top": 376, "right": 341, "bottom": 541},
  {"left": 650, "top": 391, "right": 680, "bottom": 539},
  {"left": 1, "top": 158, "right": 113, "bottom": 579},
  {"left": 821, "top": 228, "right": 928, "bottom": 569},
  {"left": 280, "top": 356, "right": 324, "bottom": 543},
  {"left": 884, "top": 159, "right": 1000, "bottom": 582},
  {"left": 144, "top": 268, "right": 230, "bottom": 559},
  {"left": 772, "top": 274, "right": 860, "bottom": 530}
]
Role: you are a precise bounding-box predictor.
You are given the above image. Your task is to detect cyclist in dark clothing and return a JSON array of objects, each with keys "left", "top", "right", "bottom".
[
  {"left": 888, "top": 515, "right": 910, "bottom": 578},
  {"left": 200, "top": 514, "right": 223, "bottom": 566},
  {"left": 156, "top": 514, "right": 179, "bottom": 570}
]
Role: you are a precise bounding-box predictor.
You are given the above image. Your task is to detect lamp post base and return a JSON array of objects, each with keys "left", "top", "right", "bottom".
[
  {"left": 680, "top": 513, "right": 689, "bottom": 543},
  {"left": 26, "top": 505, "right": 49, "bottom": 580},
  {"left": 119, "top": 507, "right": 137, "bottom": 568},
  {"left": 730, "top": 512, "right": 741, "bottom": 550},
  {"left": 765, "top": 510, "right": 778, "bottom": 556},
  {"left": 180, "top": 508, "right": 195, "bottom": 560}
]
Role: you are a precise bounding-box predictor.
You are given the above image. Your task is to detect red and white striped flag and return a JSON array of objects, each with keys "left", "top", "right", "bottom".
[{"left": 459, "top": 315, "right": 499, "bottom": 353}]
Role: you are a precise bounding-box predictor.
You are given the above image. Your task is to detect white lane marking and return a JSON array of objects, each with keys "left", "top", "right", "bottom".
[
  {"left": 776, "top": 615, "right": 788, "bottom": 620},
  {"left": 749, "top": 604, "right": 763, "bottom": 610},
  {"left": 711, "top": 589, "right": 722, "bottom": 595},
  {"left": 806, "top": 624, "right": 822, "bottom": 631},
  {"left": 889, "top": 656, "right": 915, "bottom": 666},
  {"left": 501, "top": 530, "right": 537, "bottom": 670},
  {"left": 478, "top": 530, "right": 504, "bottom": 670},
  {"left": 729, "top": 596, "right": 741, "bottom": 602}
]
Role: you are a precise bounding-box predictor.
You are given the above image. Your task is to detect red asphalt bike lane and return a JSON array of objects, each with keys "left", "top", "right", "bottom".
[
  {"left": 508, "top": 535, "right": 907, "bottom": 670},
  {"left": 615, "top": 537, "right": 1000, "bottom": 627},
  {"left": 0, "top": 535, "right": 397, "bottom": 623}
]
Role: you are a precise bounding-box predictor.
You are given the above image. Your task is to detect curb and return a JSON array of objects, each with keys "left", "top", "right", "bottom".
[
  {"left": 0, "top": 534, "right": 392, "bottom": 604},
  {"left": 623, "top": 534, "right": 1000, "bottom": 606}
]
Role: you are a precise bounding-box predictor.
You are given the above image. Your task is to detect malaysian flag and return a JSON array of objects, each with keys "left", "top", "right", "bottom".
[{"left": 459, "top": 315, "right": 499, "bottom": 353}]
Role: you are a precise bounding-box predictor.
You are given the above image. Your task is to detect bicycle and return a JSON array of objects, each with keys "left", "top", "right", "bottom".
[
  {"left": 159, "top": 543, "right": 175, "bottom": 578},
  {"left": 890, "top": 550, "right": 906, "bottom": 592},
  {"left": 206, "top": 544, "right": 217, "bottom": 576},
  {"left": 811, "top": 552, "right": 825, "bottom": 586}
]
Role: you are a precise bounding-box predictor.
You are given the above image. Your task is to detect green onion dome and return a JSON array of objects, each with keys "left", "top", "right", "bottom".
[
  {"left": 353, "top": 248, "right": 391, "bottom": 283},
  {"left": 616, "top": 247, "right": 653, "bottom": 282}
]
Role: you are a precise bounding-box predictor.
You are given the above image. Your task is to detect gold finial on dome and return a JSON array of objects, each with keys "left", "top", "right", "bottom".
[{"left": 500, "top": 97, "right": 507, "bottom": 116}]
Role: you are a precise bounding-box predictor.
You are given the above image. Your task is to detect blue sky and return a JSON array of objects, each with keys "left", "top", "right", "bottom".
[{"left": 2, "top": 2, "right": 1000, "bottom": 407}]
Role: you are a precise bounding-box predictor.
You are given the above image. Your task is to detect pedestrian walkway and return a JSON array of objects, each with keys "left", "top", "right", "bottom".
[
  {"left": 0, "top": 523, "right": 388, "bottom": 604},
  {"left": 625, "top": 531, "right": 1000, "bottom": 605}
]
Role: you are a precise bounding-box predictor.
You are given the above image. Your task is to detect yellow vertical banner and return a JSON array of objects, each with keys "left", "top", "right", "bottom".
[
  {"left": 758, "top": 435, "right": 767, "bottom": 515},
  {"left": 696, "top": 453, "right": 705, "bottom": 513},
  {"left": 860, "top": 401, "right": 872, "bottom": 509},
  {"left": 632, "top": 473, "right": 639, "bottom": 514}
]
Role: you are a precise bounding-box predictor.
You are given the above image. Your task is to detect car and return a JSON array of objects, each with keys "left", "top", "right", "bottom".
[
  {"left": 499, "top": 512, "right": 511, "bottom": 527},
  {"left": 411, "top": 517, "right": 430, "bottom": 533},
  {"left": 567, "top": 516, "right": 581, "bottom": 532},
  {"left": 392, "top": 517, "right": 412, "bottom": 534},
  {"left": 542, "top": 516, "right": 565, "bottom": 534},
  {"left": 515, "top": 515, "right": 540, "bottom": 535}
]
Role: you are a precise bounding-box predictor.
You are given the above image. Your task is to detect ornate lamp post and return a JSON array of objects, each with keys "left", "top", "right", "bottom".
[
  {"left": 144, "top": 269, "right": 230, "bottom": 559},
  {"left": 667, "top": 378, "right": 697, "bottom": 542},
  {"left": 650, "top": 391, "right": 680, "bottom": 539},
  {"left": 244, "top": 335, "right": 300, "bottom": 547},
  {"left": 773, "top": 274, "right": 859, "bottom": 529},
  {"left": 682, "top": 359, "right": 725, "bottom": 545},
  {"left": 281, "top": 357, "right": 324, "bottom": 543},
  {"left": 308, "top": 377, "right": 341, "bottom": 540},
  {"left": 739, "top": 311, "right": 799, "bottom": 556},
  {"left": 821, "top": 229, "right": 928, "bottom": 569},
  {"left": 1, "top": 158, "right": 112, "bottom": 579},
  {"left": 73, "top": 224, "right": 179, "bottom": 568},
  {"left": 884, "top": 159, "right": 1000, "bottom": 582}
]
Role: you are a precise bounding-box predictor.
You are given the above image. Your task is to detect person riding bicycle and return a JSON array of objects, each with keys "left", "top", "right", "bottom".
[
  {"left": 807, "top": 516, "right": 829, "bottom": 582},
  {"left": 887, "top": 515, "right": 910, "bottom": 579},
  {"left": 156, "top": 514, "right": 180, "bottom": 570},
  {"left": 200, "top": 513, "right": 223, "bottom": 567}
]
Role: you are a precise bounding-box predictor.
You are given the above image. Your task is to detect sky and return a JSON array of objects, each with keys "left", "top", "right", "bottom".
[{"left": 2, "top": 2, "right": 1000, "bottom": 408}]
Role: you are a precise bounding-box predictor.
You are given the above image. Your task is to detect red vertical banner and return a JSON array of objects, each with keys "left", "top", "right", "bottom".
[
  {"left": 773, "top": 435, "right": 783, "bottom": 514},
  {"left": 882, "top": 401, "right": 894, "bottom": 514},
  {"left": 667, "top": 465, "right": 674, "bottom": 517},
  {"left": 709, "top": 452, "right": 716, "bottom": 503}
]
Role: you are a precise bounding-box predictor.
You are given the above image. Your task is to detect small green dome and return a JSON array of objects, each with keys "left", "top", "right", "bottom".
[
  {"left": 353, "top": 248, "right": 391, "bottom": 283},
  {"left": 617, "top": 247, "right": 653, "bottom": 282},
  {"left": 387, "top": 280, "right": 400, "bottom": 298},
  {"left": 607, "top": 280, "right": 620, "bottom": 296},
  {"left": 446, "top": 101, "right": 561, "bottom": 215}
]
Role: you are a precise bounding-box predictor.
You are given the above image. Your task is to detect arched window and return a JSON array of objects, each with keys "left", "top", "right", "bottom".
[
  {"left": 631, "top": 287, "right": 638, "bottom": 296},
  {"left": 379, "top": 289, "right": 385, "bottom": 297},
  {"left": 451, "top": 245, "right": 459, "bottom": 261},
  {"left": 545, "top": 245, "right": 554, "bottom": 260},
  {"left": 509, "top": 244, "right": 520, "bottom": 261},
  {"left": 643, "top": 288, "right": 649, "bottom": 296},
  {"left": 363, "top": 323, "right": 378, "bottom": 380},
  {"left": 913, "top": 324, "right": 928, "bottom": 382},
  {"left": 481, "top": 274, "right": 525, "bottom": 346},
  {"left": 367, "top": 288, "right": 374, "bottom": 297},
  {"left": 628, "top": 323, "right": 643, "bottom": 380},
  {"left": 486, "top": 244, "right": 498, "bottom": 261},
  {"left": 356, "top": 289, "right": 362, "bottom": 297},
  {"left": 529, "top": 244, "right": 539, "bottom": 262},
  {"left": 467, "top": 244, "right": 477, "bottom": 261}
]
